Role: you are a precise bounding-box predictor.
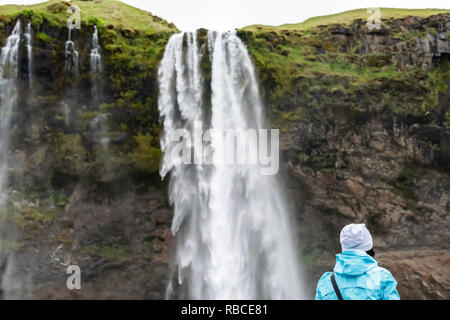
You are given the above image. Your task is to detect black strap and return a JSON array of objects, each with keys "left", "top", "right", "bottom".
[{"left": 330, "top": 272, "right": 344, "bottom": 300}]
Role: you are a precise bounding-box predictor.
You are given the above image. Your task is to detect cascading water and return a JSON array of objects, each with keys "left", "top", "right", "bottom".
[
  {"left": 65, "top": 25, "right": 79, "bottom": 77},
  {"left": 90, "top": 25, "right": 103, "bottom": 95},
  {"left": 89, "top": 26, "right": 109, "bottom": 151},
  {"left": 159, "top": 31, "right": 304, "bottom": 299},
  {"left": 24, "top": 22, "right": 32, "bottom": 86},
  {"left": 90, "top": 25, "right": 103, "bottom": 73},
  {"left": 0, "top": 19, "right": 32, "bottom": 299},
  {"left": 90, "top": 113, "right": 110, "bottom": 151},
  {"left": 0, "top": 19, "right": 21, "bottom": 207}
]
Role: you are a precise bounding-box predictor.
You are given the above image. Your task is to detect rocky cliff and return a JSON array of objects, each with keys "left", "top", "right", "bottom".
[
  {"left": 0, "top": 0, "right": 177, "bottom": 299},
  {"left": 0, "top": 1, "right": 448, "bottom": 299},
  {"left": 239, "top": 11, "right": 450, "bottom": 299}
]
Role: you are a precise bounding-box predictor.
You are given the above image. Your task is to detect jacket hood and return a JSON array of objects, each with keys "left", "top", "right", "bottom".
[{"left": 333, "top": 250, "right": 378, "bottom": 276}]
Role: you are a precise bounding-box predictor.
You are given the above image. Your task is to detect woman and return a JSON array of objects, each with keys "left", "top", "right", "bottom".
[{"left": 315, "top": 223, "right": 400, "bottom": 300}]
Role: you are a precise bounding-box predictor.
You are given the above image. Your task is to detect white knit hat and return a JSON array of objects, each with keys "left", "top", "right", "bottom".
[{"left": 340, "top": 223, "right": 373, "bottom": 252}]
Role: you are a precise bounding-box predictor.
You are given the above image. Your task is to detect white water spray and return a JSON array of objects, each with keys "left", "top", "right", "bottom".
[
  {"left": 0, "top": 19, "right": 21, "bottom": 207},
  {"left": 65, "top": 25, "right": 79, "bottom": 77},
  {"left": 90, "top": 113, "right": 110, "bottom": 151},
  {"left": 89, "top": 25, "right": 109, "bottom": 151},
  {"left": 0, "top": 19, "right": 33, "bottom": 299},
  {"left": 90, "top": 25, "right": 103, "bottom": 95},
  {"left": 159, "top": 31, "right": 304, "bottom": 299},
  {"left": 90, "top": 25, "right": 103, "bottom": 73},
  {"left": 24, "top": 22, "right": 32, "bottom": 86}
]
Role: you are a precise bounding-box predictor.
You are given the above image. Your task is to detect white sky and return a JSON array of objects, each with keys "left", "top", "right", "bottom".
[{"left": 0, "top": 0, "right": 449, "bottom": 31}]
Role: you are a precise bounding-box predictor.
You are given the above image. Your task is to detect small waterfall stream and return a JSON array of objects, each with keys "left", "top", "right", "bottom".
[
  {"left": 0, "top": 19, "right": 22, "bottom": 207},
  {"left": 89, "top": 25, "right": 109, "bottom": 151},
  {"left": 65, "top": 25, "right": 79, "bottom": 77},
  {"left": 90, "top": 25, "right": 103, "bottom": 95},
  {"left": 24, "top": 22, "right": 32, "bottom": 86},
  {"left": 90, "top": 113, "right": 110, "bottom": 151},
  {"left": 0, "top": 19, "right": 33, "bottom": 299},
  {"left": 159, "top": 31, "right": 304, "bottom": 299}
]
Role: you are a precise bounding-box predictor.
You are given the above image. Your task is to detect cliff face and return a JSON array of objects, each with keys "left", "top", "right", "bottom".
[
  {"left": 239, "top": 12, "right": 450, "bottom": 299},
  {"left": 0, "top": 2, "right": 448, "bottom": 299},
  {"left": 0, "top": 0, "right": 177, "bottom": 299}
]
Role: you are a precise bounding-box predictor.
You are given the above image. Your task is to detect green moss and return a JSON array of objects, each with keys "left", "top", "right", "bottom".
[
  {"left": 36, "top": 31, "right": 51, "bottom": 43},
  {"left": 141, "top": 240, "right": 154, "bottom": 259},
  {"left": 21, "top": 206, "right": 55, "bottom": 228},
  {"left": 0, "top": 205, "right": 55, "bottom": 231},
  {"left": 98, "top": 102, "right": 115, "bottom": 111},
  {"left": 87, "top": 16, "right": 104, "bottom": 27},
  {"left": 0, "top": 2, "right": 176, "bottom": 136},
  {"left": 53, "top": 133, "right": 91, "bottom": 176},
  {"left": 243, "top": 8, "right": 450, "bottom": 31},
  {"left": 52, "top": 192, "right": 69, "bottom": 208},
  {"left": 238, "top": 11, "right": 446, "bottom": 126},
  {"left": 57, "top": 133, "right": 87, "bottom": 162},
  {"left": 128, "top": 133, "right": 161, "bottom": 174},
  {"left": 280, "top": 111, "right": 304, "bottom": 122},
  {"left": 56, "top": 228, "right": 71, "bottom": 245},
  {"left": 0, "top": 0, "right": 178, "bottom": 33},
  {"left": 79, "top": 245, "right": 133, "bottom": 261},
  {"left": 79, "top": 110, "right": 99, "bottom": 120}
]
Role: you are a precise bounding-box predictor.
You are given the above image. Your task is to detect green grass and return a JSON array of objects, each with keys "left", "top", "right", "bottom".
[
  {"left": 0, "top": 205, "right": 55, "bottom": 231},
  {"left": 128, "top": 132, "right": 162, "bottom": 174},
  {"left": 238, "top": 7, "right": 449, "bottom": 123},
  {"left": 35, "top": 31, "right": 51, "bottom": 42},
  {"left": 0, "top": 0, "right": 178, "bottom": 33},
  {"left": 79, "top": 244, "right": 133, "bottom": 261},
  {"left": 243, "top": 8, "right": 450, "bottom": 32},
  {"left": 244, "top": 29, "right": 415, "bottom": 101}
]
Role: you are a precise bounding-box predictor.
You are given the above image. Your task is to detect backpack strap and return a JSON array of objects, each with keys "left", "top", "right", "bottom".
[{"left": 330, "top": 272, "right": 344, "bottom": 300}]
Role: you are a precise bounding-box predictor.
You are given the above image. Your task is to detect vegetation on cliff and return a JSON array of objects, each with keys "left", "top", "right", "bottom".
[
  {"left": 237, "top": 10, "right": 449, "bottom": 169},
  {"left": 0, "top": 0, "right": 180, "bottom": 179},
  {"left": 237, "top": 10, "right": 449, "bottom": 298},
  {"left": 0, "top": 0, "right": 177, "bottom": 32},
  {"left": 0, "top": 2, "right": 448, "bottom": 299},
  {"left": 244, "top": 8, "right": 450, "bottom": 31},
  {"left": 240, "top": 10, "right": 449, "bottom": 123}
]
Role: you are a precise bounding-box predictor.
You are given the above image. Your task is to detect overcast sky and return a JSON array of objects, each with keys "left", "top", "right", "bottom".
[{"left": 0, "top": 0, "right": 449, "bottom": 31}]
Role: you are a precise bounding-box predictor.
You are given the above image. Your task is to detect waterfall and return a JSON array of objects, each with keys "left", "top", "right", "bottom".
[
  {"left": 89, "top": 25, "right": 109, "bottom": 151},
  {"left": 90, "top": 113, "right": 110, "bottom": 151},
  {"left": 24, "top": 22, "right": 32, "bottom": 86},
  {"left": 0, "top": 19, "right": 32, "bottom": 299},
  {"left": 65, "top": 26, "right": 79, "bottom": 77},
  {"left": 0, "top": 19, "right": 21, "bottom": 207},
  {"left": 90, "top": 25, "right": 103, "bottom": 95},
  {"left": 159, "top": 31, "right": 304, "bottom": 299},
  {"left": 90, "top": 25, "right": 103, "bottom": 73}
]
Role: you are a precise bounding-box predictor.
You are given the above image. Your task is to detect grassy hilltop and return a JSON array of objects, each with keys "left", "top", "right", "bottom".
[
  {"left": 244, "top": 8, "right": 450, "bottom": 31},
  {"left": 0, "top": 2, "right": 447, "bottom": 299},
  {"left": 0, "top": 0, "right": 177, "bottom": 33},
  {"left": 238, "top": 8, "right": 450, "bottom": 127},
  {"left": 0, "top": 0, "right": 180, "bottom": 177}
]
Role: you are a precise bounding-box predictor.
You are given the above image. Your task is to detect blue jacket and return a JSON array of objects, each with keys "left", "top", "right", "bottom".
[{"left": 315, "top": 251, "right": 400, "bottom": 300}]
